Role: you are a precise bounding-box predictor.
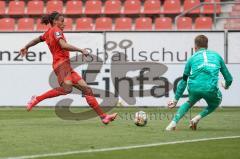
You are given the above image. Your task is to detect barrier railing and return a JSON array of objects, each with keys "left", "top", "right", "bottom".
[{"left": 175, "top": 1, "right": 240, "bottom": 30}]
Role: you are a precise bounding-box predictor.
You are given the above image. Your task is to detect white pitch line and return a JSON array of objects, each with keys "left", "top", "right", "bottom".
[{"left": 3, "top": 135, "right": 240, "bottom": 159}]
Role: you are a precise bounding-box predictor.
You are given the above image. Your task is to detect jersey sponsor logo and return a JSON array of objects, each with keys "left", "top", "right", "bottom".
[
  {"left": 55, "top": 32, "right": 62, "bottom": 38},
  {"left": 197, "top": 63, "right": 217, "bottom": 69}
]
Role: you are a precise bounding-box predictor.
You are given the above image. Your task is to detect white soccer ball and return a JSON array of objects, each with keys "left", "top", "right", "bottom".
[{"left": 134, "top": 111, "right": 148, "bottom": 126}]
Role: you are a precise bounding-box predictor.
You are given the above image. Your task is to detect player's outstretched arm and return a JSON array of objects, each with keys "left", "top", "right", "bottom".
[
  {"left": 59, "top": 39, "right": 89, "bottom": 56},
  {"left": 20, "top": 37, "right": 42, "bottom": 57},
  {"left": 168, "top": 59, "right": 191, "bottom": 108},
  {"left": 168, "top": 75, "right": 188, "bottom": 108},
  {"left": 220, "top": 57, "right": 233, "bottom": 89}
]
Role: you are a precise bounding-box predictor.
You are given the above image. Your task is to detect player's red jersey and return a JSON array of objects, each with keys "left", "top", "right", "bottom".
[
  {"left": 40, "top": 26, "right": 70, "bottom": 68},
  {"left": 40, "top": 26, "right": 81, "bottom": 85}
]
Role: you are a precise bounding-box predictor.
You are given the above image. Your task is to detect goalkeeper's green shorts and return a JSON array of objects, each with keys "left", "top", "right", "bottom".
[{"left": 187, "top": 89, "right": 222, "bottom": 107}]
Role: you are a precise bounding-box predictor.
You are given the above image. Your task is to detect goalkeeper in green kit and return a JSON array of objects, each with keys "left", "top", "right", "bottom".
[{"left": 166, "top": 35, "right": 233, "bottom": 131}]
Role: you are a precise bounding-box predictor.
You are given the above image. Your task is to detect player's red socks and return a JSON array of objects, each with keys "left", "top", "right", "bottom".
[
  {"left": 36, "top": 87, "right": 69, "bottom": 103},
  {"left": 85, "top": 95, "right": 106, "bottom": 118},
  {"left": 35, "top": 87, "right": 106, "bottom": 118}
]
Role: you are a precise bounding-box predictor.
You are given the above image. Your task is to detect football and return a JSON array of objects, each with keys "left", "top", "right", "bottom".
[{"left": 134, "top": 111, "right": 148, "bottom": 126}]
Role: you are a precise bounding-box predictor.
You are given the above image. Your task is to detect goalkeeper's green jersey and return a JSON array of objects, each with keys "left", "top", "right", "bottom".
[
  {"left": 184, "top": 48, "right": 232, "bottom": 92},
  {"left": 174, "top": 48, "right": 233, "bottom": 100}
]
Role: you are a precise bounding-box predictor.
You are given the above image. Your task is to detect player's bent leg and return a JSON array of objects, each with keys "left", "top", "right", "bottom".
[
  {"left": 27, "top": 81, "right": 73, "bottom": 111},
  {"left": 198, "top": 95, "right": 221, "bottom": 119},
  {"left": 74, "top": 79, "right": 117, "bottom": 124},
  {"left": 190, "top": 103, "right": 219, "bottom": 130},
  {"left": 166, "top": 93, "right": 200, "bottom": 131},
  {"left": 190, "top": 90, "right": 222, "bottom": 130},
  {"left": 166, "top": 102, "right": 191, "bottom": 131}
]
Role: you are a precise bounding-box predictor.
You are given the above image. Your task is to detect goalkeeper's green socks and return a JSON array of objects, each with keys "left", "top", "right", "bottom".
[
  {"left": 199, "top": 104, "right": 219, "bottom": 118},
  {"left": 173, "top": 102, "right": 191, "bottom": 123}
]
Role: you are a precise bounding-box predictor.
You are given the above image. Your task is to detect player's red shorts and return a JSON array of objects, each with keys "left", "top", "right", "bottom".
[{"left": 53, "top": 62, "right": 81, "bottom": 85}]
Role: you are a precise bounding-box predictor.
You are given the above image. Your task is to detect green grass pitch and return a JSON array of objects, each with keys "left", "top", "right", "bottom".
[{"left": 0, "top": 107, "right": 240, "bottom": 159}]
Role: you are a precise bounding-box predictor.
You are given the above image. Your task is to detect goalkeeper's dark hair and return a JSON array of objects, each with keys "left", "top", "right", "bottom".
[
  {"left": 41, "top": 11, "right": 62, "bottom": 26},
  {"left": 195, "top": 35, "right": 208, "bottom": 49}
]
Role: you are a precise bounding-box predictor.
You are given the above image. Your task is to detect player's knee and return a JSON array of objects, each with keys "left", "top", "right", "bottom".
[
  {"left": 64, "top": 87, "right": 72, "bottom": 94},
  {"left": 82, "top": 87, "right": 93, "bottom": 96}
]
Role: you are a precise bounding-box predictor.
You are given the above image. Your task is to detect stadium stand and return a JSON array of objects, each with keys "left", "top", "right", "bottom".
[
  {"left": 0, "top": 18, "right": 15, "bottom": 31},
  {"left": 95, "top": 17, "right": 113, "bottom": 31},
  {"left": 143, "top": 0, "right": 161, "bottom": 14},
  {"left": 183, "top": 0, "right": 201, "bottom": 14},
  {"left": 27, "top": 0, "right": 44, "bottom": 15},
  {"left": 65, "top": 0, "right": 83, "bottom": 15},
  {"left": 115, "top": 17, "right": 133, "bottom": 30},
  {"left": 104, "top": 0, "right": 122, "bottom": 14},
  {"left": 135, "top": 17, "right": 153, "bottom": 30},
  {"left": 76, "top": 17, "right": 94, "bottom": 31},
  {"left": 64, "top": 17, "right": 73, "bottom": 31},
  {"left": 46, "top": 0, "right": 63, "bottom": 13},
  {"left": 195, "top": 17, "right": 213, "bottom": 29},
  {"left": 0, "top": 0, "right": 238, "bottom": 31},
  {"left": 17, "top": 18, "right": 34, "bottom": 31},
  {"left": 203, "top": 0, "right": 221, "bottom": 14},
  {"left": 0, "top": 1, "right": 6, "bottom": 15},
  {"left": 155, "top": 17, "right": 173, "bottom": 30},
  {"left": 163, "top": 0, "right": 181, "bottom": 14},
  {"left": 177, "top": 17, "right": 193, "bottom": 29},
  {"left": 8, "top": 0, "right": 25, "bottom": 15},
  {"left": 123, "top": 0, "right": 141, "bottom": 14},
  {"left": 85, "top": 0, "right": 102, "bottom": 15}
]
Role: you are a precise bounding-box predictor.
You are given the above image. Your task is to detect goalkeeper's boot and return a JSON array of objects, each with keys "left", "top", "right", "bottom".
[
  {"left": 102, "top": 113, "right": 118, "bottom": 125},
  {"left": 165, "top": 121, "right": 176, "bottom": 131},
  {"left": 27, "top": 96, "right": 39, "bottom": 111}
]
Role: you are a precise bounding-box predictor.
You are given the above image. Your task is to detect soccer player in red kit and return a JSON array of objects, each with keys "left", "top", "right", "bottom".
[{"left": 20, "top": 11, "right": 117, "bottom": 124}]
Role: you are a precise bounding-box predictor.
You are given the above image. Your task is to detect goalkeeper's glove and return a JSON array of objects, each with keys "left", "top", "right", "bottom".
[
  {"left": 221, "top": 80, "right": 229, "bottom": 90},
  {"left": 167, "top": 99, "right": 178, "bottom": 109}
]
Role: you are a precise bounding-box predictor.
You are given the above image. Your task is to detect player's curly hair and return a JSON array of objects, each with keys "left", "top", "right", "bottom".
[{"left": 41, "top": 11, "right": 62, "bottom": 26}]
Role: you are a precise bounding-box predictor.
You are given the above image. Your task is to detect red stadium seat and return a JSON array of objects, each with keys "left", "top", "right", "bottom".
[
  {"left": 155, "top": 17, "right": 173, "bottom": 30},
  {"left": 143, "top": 0, "right": 161, "bottom": 14},
  {"left": 183, "top": 0, "right": 201, "bottom": 14},
  {"left": 85, "top": 0, "right": 102, "bottom": 15},
  {"left": 135, "top": 17, "right": 152, "bottom": 30},
  {"left": 65, "top": 0, "right": 82, "bottom": 15},
  {"left": 17, "top": 18, "right": 34, "bottom": 31},
  {"left": 8, "top": 1, "right": 25, "bottom": 15},
  {"left": 0, "top": 1, "right": 6, "bottom": 15},
  {"left": 27, "top": 0, "right": 44, "bottom": 15},
  {"left": 195, "top": 17, "right": 212, "bottom": 30},
  {"left": 163, "top": 0, "right": 181, "bottom": 14},
  {"left": 0, "top": 18, "right": 15, "bottom": 31},
  {"left": 115, "top": 17, "right": 132, "bottom": 30},
  {"left": 177, "top": 17, "right": 192, "bottom": 30},
  {"left": 203, "top": 0, "right": 221, "bottom": 14},
  {"left": 76, "top": 18, "right": 93, "bottom": 31},
  {"left": 123, "top": 0, "right": 141, "bottom": 14},
  {"left": 95, "top": 17, "right": 113, "bottom": 31},
  {"left": 46, "top": 0, "right": 63, "bottom": 13},
  {"left": 36, "top": 19, "right": 50, "bottom": 31},
  {"left": 104, "top": 0, "right": 121, "bottom": 14},
  {"left": 64, "top": 18, "right": 73, "bottom": 31}
]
